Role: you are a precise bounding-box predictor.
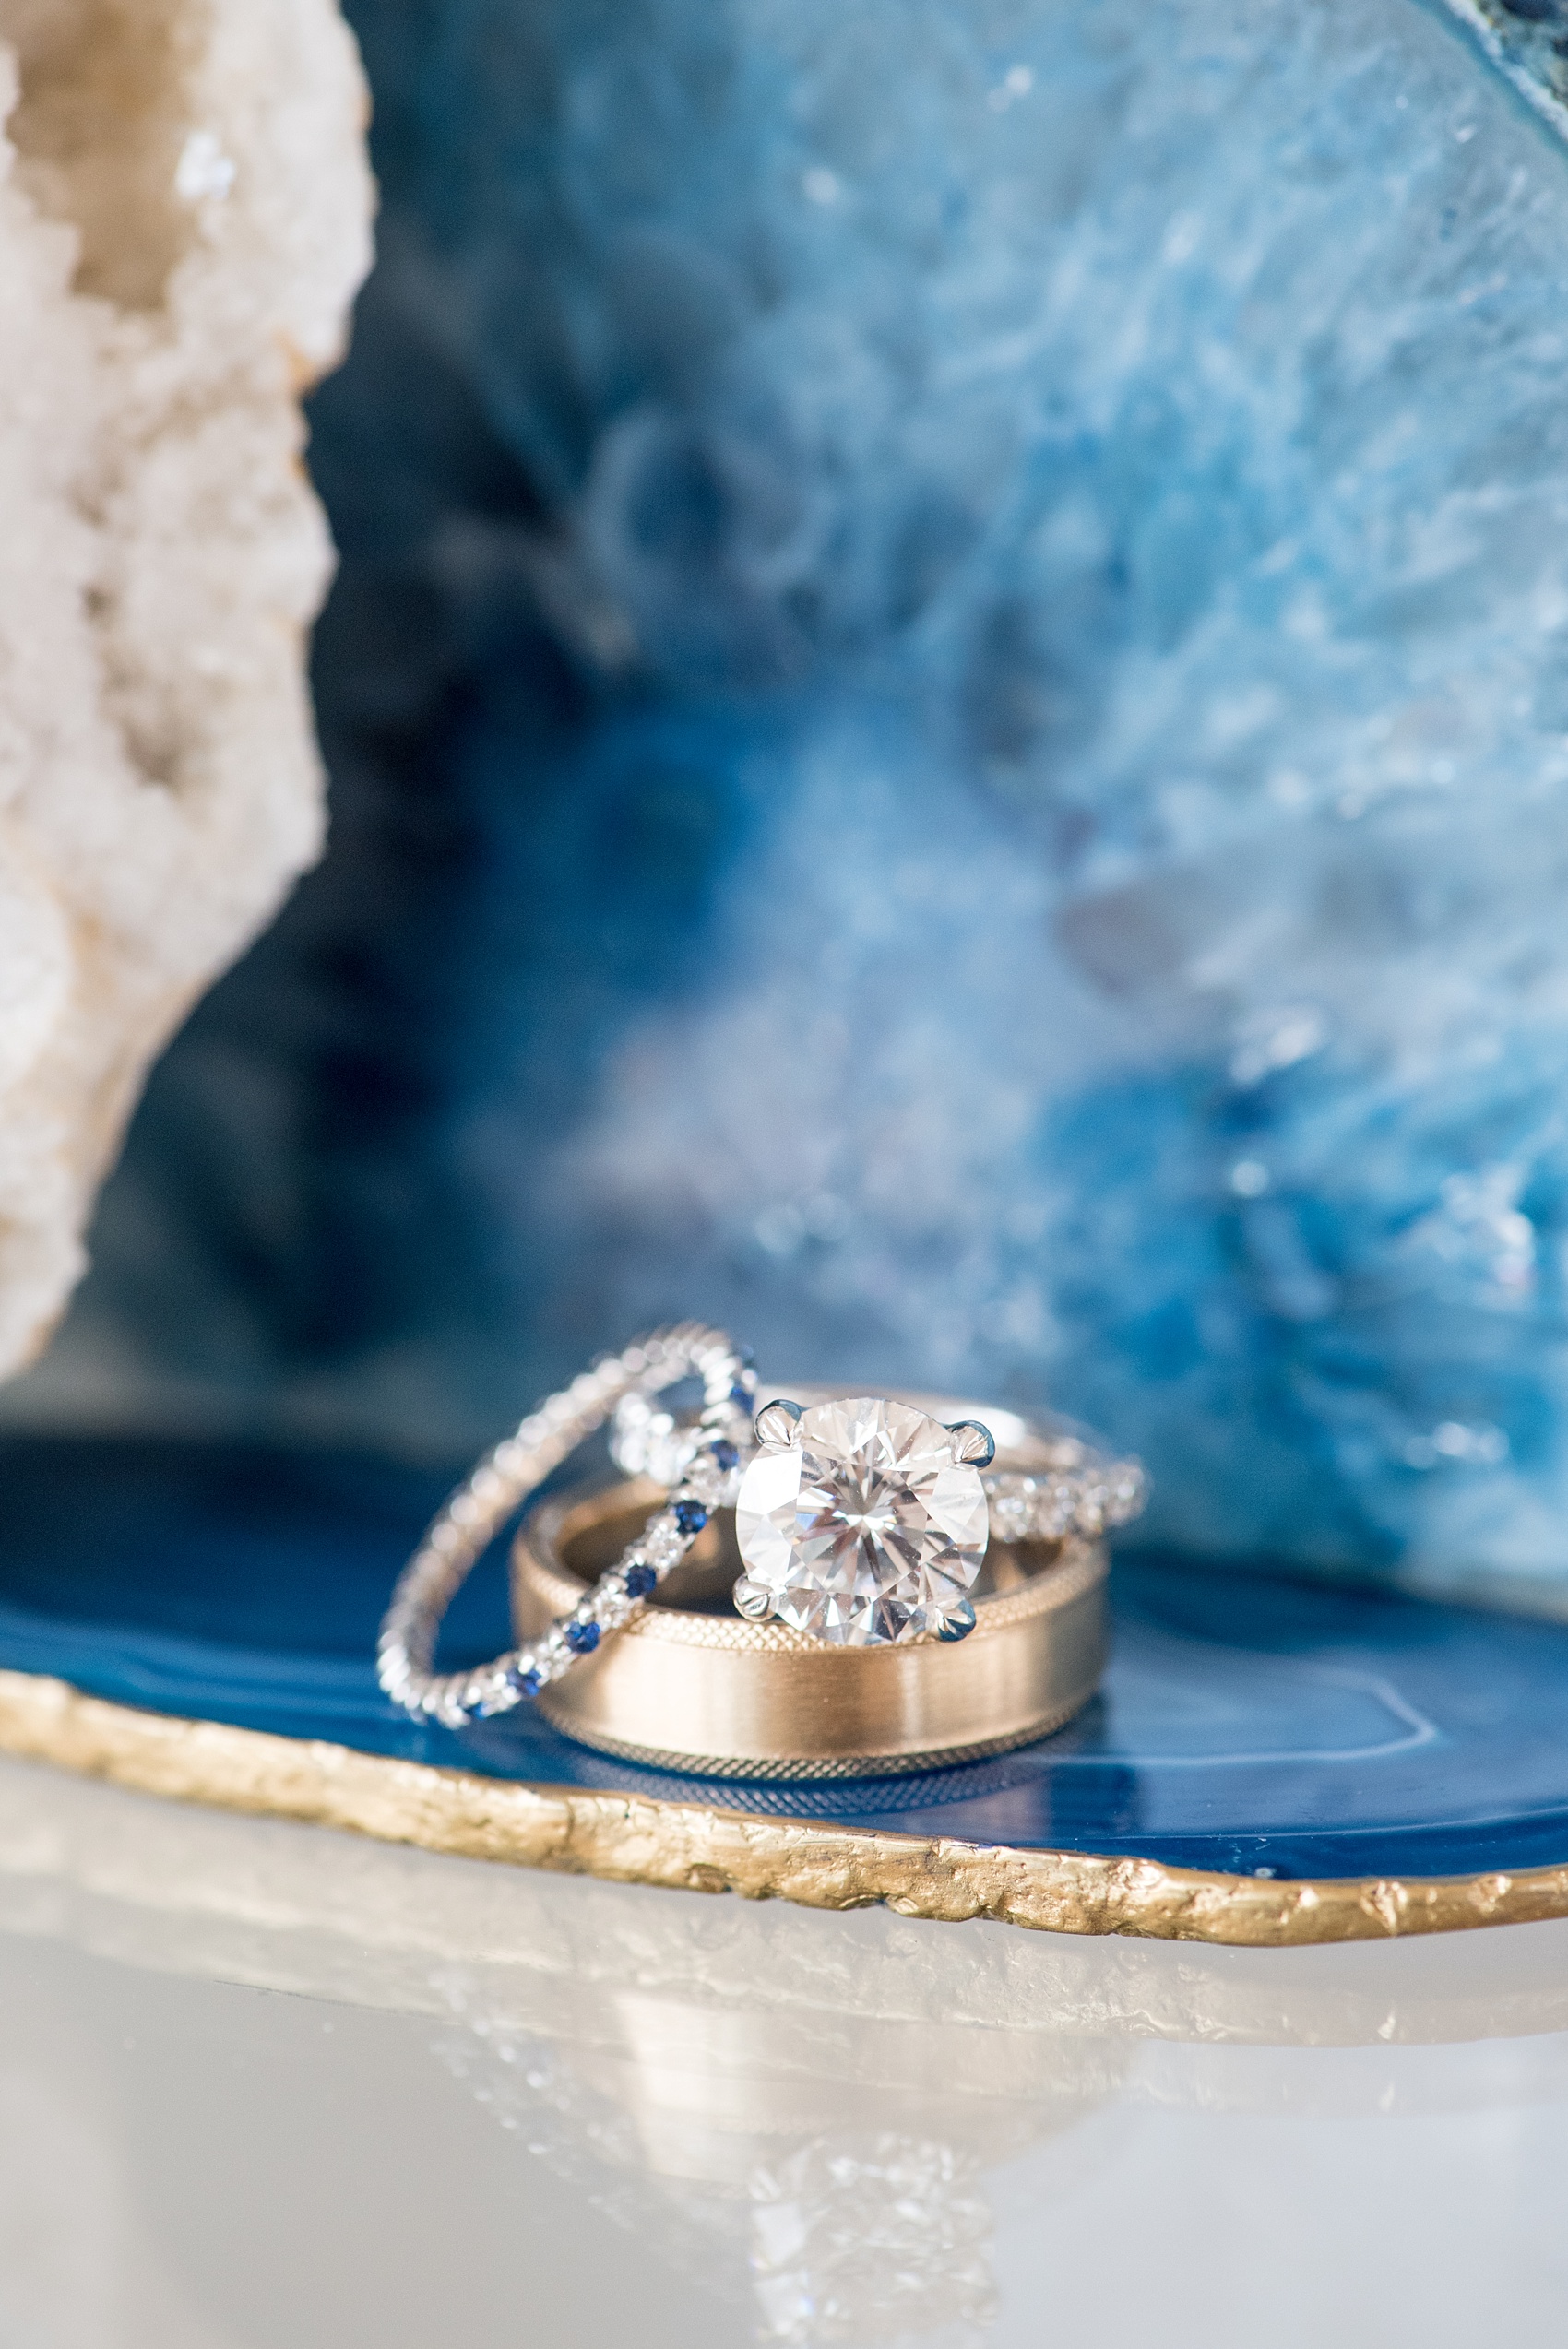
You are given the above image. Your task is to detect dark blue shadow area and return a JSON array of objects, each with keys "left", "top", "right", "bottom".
[{"left": 3, "top": 1436, "right": 1568, "bottom": 1881}]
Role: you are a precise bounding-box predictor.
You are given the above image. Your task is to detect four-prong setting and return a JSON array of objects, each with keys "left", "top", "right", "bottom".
[{"left": 733, "top": 1395, "right": 992, "bottom": 1646}]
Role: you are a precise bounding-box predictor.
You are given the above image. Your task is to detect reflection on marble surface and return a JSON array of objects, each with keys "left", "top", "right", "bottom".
[
  {"left": 749, "top": 2140, "right": 993, "bottom": 2347},
  {"left": 0, "top": 1756, "right": 1566, "bottom": 2343}
]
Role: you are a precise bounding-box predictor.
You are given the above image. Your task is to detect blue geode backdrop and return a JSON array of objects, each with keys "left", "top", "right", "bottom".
[{"left": 20, "top": 0, "right": 1568, "bottom": 1604}]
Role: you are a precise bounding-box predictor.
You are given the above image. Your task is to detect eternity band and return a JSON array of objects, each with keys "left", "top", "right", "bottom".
[{"left": 376, "top": 1324, "right": 754, "bottom": 1727}]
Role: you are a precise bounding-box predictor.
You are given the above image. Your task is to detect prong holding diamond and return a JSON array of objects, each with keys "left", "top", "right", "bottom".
[
  {"left": 733, "top": 1575, "right": 774, "bottom": 1619},
  {"left": 945, "top": 1418, "right": 996, "bottom": 1469},
  {"left": 937, "top": 1601, "right": 977, "bottom": 1643},
  {"left": 734, "top": 1395, "right": 990, "bottom": 1647},
  {"left": 754, "top": 1398, "right": 804, "bottom": 1451}
]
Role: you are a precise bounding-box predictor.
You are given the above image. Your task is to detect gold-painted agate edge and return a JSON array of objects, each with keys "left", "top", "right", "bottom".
[{"left": 0, "top": 1665, "right": 1558, "bottom": 1948}]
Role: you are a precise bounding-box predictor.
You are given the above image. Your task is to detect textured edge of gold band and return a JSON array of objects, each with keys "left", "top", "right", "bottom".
[
  {"left": 520, "top": 1691, "right": 1100, "bottom": 1779},
  {"left": 0, "top": 1665, "right": 1562, "bottom": 1947}
]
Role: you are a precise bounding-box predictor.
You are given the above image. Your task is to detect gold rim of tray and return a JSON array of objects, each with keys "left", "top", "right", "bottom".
[{"left": 0, "top": 1666, "right": 1561, "bottom": 1948}]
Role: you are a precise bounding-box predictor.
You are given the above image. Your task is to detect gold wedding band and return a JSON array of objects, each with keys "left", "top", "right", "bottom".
[{"left": 513, "top": 1454, "right": 1110, "bottom": 1778}]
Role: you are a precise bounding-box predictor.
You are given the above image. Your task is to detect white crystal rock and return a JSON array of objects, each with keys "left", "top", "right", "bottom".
[
  {"left": 734, "top": 1395, "right": 988, "bottom": 1645},
  {"left": 0, "top": 0, "right": 373, "bottom": 1378}
]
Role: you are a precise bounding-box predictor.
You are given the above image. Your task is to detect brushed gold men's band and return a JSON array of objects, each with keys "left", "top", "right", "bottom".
[{"left": 513, "top": 1472, "right": 1111, "bottom": 1779}]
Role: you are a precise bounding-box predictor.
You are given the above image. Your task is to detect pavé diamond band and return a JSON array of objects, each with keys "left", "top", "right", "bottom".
[{"left": 376, "top": 1325, "right": 754, "bottom": 1727}]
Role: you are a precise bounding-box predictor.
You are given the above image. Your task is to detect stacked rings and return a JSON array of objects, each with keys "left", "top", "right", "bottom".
[{"left": 376, "top": 1332, "right": 1146, "bottom": 1773}]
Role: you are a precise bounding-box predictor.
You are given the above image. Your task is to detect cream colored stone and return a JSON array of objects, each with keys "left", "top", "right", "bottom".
[{"left": 0, "top": 0, "right": 373, "bottom": 1376}]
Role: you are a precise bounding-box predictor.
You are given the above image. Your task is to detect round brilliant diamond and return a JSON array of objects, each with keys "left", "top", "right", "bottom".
[{"left": 733, "top": 1395, "right": 989, "bottom": 1645}]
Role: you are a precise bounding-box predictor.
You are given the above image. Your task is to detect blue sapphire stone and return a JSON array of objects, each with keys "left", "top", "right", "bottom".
[
  {"left": 564, "top": 1619, "right": 601, "bottom": 1655},
  {"left": 673, "top": 1498, "right": 709, "bottom": 1536},
  {"left": 728, "top": 1383, "right": 754, "bottom": 1410},
  {"left": 507, "top": 1663, "right": 543, "bottom": 1699},
  {"left": 709, "top": 1438, "right": 740, "bottom": 1472},
  {"left": 624, "top": 1560, "right": 658, "bottom": 1597}
]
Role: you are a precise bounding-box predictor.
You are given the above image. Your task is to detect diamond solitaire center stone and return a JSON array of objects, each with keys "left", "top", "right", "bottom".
[{"left": 733, "top": 1395, "right": 990, "bottom": 1645}]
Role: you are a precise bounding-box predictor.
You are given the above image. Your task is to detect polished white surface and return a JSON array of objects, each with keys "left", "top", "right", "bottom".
[{"left": 0, "top": 1755, "right": 1562, "bottom": 2346}]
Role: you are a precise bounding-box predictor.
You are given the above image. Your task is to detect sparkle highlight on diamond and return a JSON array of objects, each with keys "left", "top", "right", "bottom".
[{"left": 733, "top": 1396, "right": 989, "bottom": 1645}]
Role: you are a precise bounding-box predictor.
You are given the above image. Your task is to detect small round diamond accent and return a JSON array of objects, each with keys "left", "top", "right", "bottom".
[{"left": 644, "top": 1515, "right": 684, "bottom": 1568}]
